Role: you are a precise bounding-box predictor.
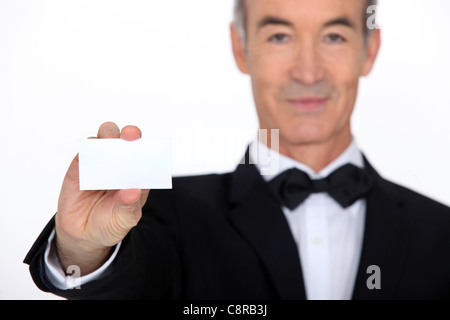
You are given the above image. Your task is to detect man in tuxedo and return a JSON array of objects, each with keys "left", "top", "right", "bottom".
[{"left": 25, "top": 0, "right": 450, "bottom": 299}]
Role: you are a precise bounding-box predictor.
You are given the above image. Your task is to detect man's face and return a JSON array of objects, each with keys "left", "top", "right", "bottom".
[{"left": 231, "top": 0, "right": 380, "bottom": 148}]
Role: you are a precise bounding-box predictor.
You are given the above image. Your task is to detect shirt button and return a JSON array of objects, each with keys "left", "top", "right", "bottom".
[{"left": 312, "top": 237, "right": 323, "bottom": 245}]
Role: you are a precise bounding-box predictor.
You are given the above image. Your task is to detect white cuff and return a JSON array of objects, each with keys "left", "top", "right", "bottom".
[{"left": 43, "top": 229, "right": 121, "bottom": 290}]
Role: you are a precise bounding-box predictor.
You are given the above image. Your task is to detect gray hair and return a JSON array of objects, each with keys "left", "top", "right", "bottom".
[{"left": 233, "top": 0, "right": 378, "bottom": 43}]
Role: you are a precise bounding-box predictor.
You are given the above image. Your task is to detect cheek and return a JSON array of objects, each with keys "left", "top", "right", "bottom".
[
  {"left": 323, "top": 52, "right": 362, "bottom": 108},
  {"left": 250, "top": 52, "right": 286, "bottom": 86},
  {"left": 338, "top": 71, "right": 360, "bottom": 113},
  {"left": 249, "top": 54, "right": 288, "bottom": 106}
]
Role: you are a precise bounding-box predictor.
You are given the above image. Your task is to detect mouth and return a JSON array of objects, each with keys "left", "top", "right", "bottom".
[{"left": 286, "top": 97, "right": 329, "bottom": 113}]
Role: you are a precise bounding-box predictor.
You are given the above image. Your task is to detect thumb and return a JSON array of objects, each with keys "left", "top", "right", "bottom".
[{"left": 112, "top": 189, "right": 143, "bottom": 230}]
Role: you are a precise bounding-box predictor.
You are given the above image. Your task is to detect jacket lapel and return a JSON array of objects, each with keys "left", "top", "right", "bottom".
[
  {"left": 352, "top": 156, "right": 411, "bottom": 299},
  {"left": 227, "top": 153, "right": 306, "bottom": 299},
  {"left": 225, "top": 149, "right": 410, "bottom": 300}
]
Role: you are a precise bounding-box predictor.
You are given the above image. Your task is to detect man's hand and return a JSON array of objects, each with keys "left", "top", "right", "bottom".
[{"left": 55, "top": 122, "right": 150, "bottom": 275}]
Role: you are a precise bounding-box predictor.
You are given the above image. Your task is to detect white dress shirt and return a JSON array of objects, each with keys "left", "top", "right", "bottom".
[
  {"left": 44, "top": 230, "right": 121, "bottom": 290},
  {"left": 45, "top": 138, "right": 366, "bottom": 299},
  {"left": 249, "top": 138, "right": 366, "bottom": 300}
]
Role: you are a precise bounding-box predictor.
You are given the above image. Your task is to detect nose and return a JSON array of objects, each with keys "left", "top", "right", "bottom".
[{"left": 290, "top": 41, "right": 325, "bottom": 85}]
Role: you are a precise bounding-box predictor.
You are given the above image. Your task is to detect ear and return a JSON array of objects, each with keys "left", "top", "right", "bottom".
[
  {"left": 230, "top": 22, "right": 250, "bottom": 74},
  {"left": 361, "top": 28, "right": 381, "bottom": 77}
]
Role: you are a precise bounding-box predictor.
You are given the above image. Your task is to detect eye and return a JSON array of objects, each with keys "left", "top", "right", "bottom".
[
  {"left": 268, "top": 33, "right": 291, "bottom": 44},
  {"left": 325, "top": 33, "right": 346, "bottom": 44}
]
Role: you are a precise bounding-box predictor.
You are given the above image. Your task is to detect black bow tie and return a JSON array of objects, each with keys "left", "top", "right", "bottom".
[{"left": 268, "top": 164, "right": 374, "bottom": 210}]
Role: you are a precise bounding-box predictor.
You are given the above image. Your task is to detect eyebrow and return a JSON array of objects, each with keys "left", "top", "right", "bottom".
[
  {"left": 257, "top": 15, "right": 356, "bottom": 31},
  {"left": 257, "top": 16, "right": 293, "bottom": 30},
  {"left": 323, "top": 17, "right": 356, "bottom": 30}
]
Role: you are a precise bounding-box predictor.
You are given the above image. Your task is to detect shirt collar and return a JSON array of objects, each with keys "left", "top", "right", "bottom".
[{"left": 249, "top": 137, "right": 364, "bottom": 182}]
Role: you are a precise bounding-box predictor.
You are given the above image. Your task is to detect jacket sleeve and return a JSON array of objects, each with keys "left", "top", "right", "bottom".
[{"left": 23, "top": 190, "right": 182, "bottom": 300}]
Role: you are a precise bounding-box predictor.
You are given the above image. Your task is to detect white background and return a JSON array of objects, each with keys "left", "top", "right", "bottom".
[{"left": 1, "top": 0, "right": 449, "bottom": 299}]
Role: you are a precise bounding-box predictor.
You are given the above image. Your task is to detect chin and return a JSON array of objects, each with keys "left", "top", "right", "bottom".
[{"left": 280, "top": 124, "right": 329, "bottom": 146}]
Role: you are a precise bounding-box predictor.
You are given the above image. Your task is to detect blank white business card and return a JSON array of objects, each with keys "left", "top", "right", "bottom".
[{"left": 78, "top": 138, "right": 172, "bottom": 190}]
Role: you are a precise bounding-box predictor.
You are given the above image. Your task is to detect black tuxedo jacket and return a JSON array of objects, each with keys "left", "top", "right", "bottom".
[{"left": 24, "top": 151, "right": 450, "bottom": 300}]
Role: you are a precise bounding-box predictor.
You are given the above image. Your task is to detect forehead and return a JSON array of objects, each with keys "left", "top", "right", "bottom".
[{"left": 245, "top": 0, "right": 366, "bottom": 28}]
